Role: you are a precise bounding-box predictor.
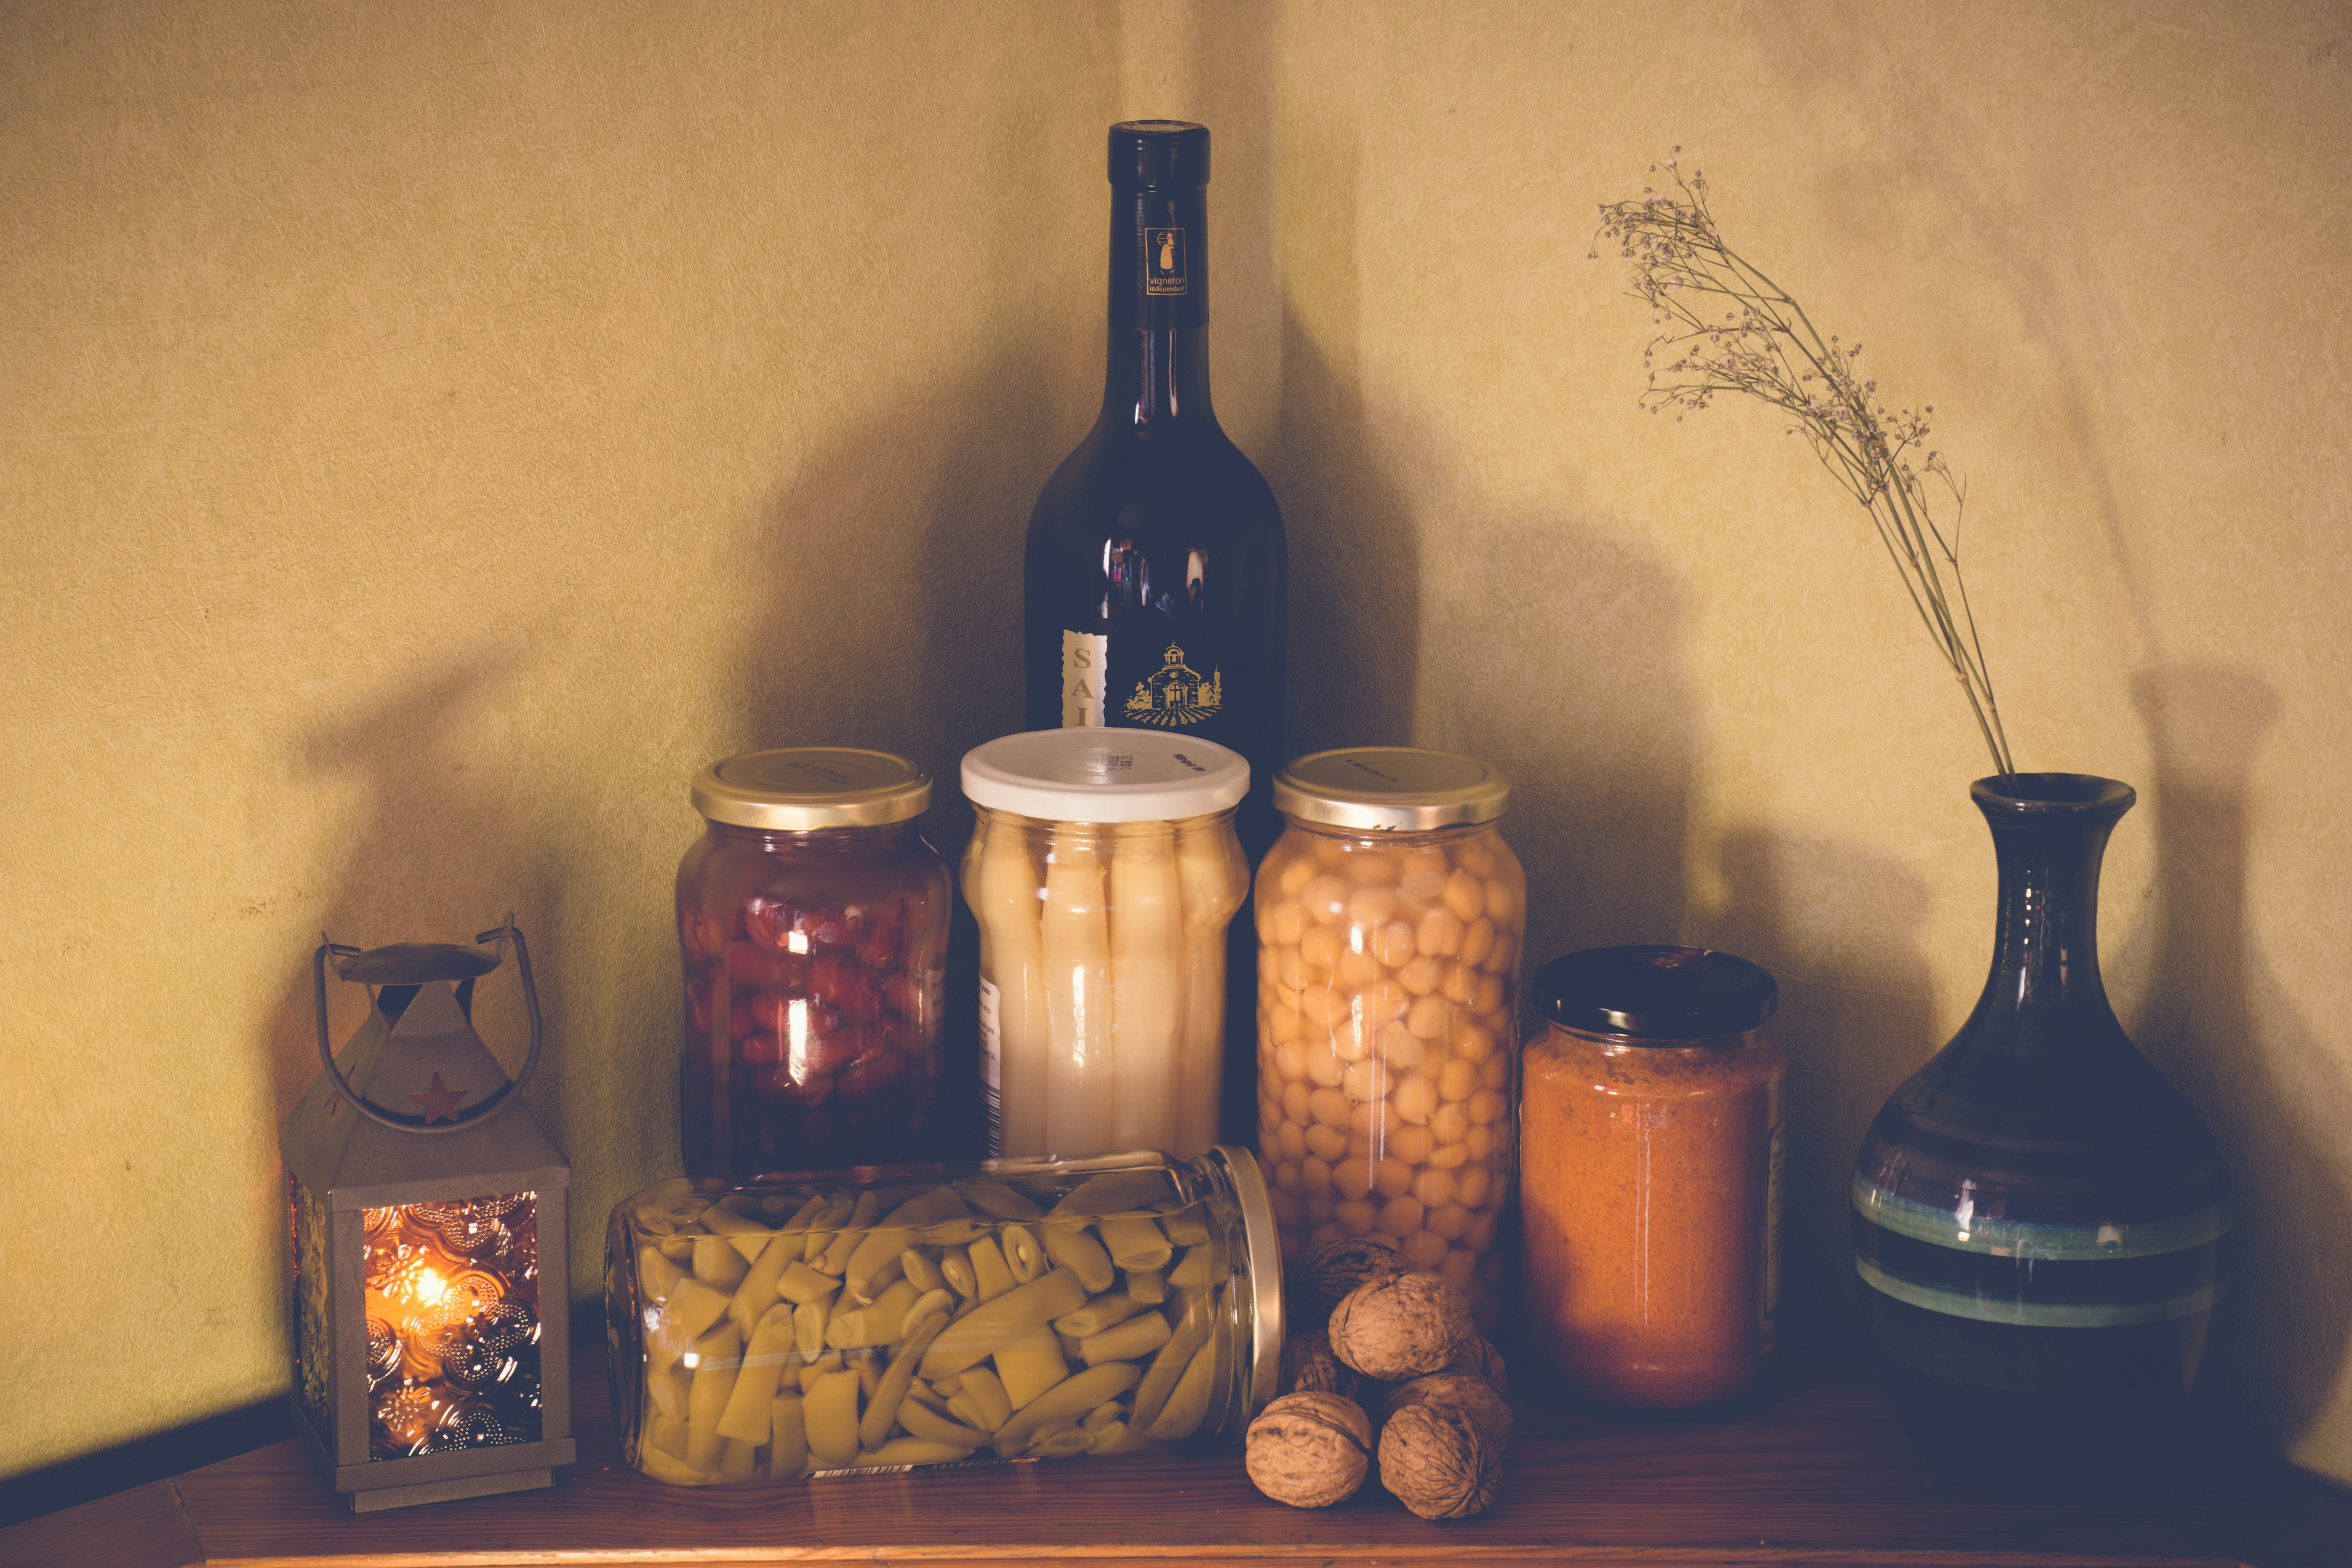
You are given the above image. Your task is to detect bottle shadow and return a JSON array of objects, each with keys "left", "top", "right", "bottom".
[
  {"left": 2119, "top": 662, "right": 2351, "bottom": 1466},
  {"left": 1699, "top": 829, "right": 1940, "bottom": 1348},
  {"left": 722, "top": 345, "right": 1066, "bottom": 1161},
  {"left": 1269, "top": 126, "right": 1421, "bottom": 755}
]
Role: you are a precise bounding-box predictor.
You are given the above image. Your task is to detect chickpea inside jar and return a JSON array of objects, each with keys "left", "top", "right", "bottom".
[{"left": 1253, "top": 749, "right": 1525, "bottom": 1329}]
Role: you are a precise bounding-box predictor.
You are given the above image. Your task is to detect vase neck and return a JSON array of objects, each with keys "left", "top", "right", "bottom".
[{"left": 1971, "top": 775, "right": 2136, "bottom": 1016}]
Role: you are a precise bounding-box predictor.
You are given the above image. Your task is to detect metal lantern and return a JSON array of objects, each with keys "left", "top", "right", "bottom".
[{"left": 278, "top": 924, "right": 575, "bottom": 1511}]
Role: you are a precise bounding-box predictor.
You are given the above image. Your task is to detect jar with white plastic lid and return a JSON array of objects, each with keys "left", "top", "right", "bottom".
[
  {"left": 1253, "top": 747, "right": 1526, "bottom": 1329},
  {"left": 959, "top": 730, "right": 1251, "bottom": 1160}
]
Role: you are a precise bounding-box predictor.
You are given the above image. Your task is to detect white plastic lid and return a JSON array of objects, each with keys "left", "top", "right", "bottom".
[{"left": 961, "top": 729, "right": 1249, "bottom": 823}]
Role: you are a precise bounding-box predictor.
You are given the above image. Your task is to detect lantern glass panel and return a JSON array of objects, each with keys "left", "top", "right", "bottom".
[
  {"left": 361, "top": 1191, "right": 544, "bottom": 1460},
  {"left": 290, "top": 1176, "right": 333, "bottom": 1438}
]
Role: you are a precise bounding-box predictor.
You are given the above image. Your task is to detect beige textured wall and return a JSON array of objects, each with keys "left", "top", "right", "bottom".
[{"left": 3, "top": 0, "right": 2346, "bottom": 1488}]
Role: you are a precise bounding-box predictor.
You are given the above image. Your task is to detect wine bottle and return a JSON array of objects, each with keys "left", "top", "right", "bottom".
[{"left": 1024, "top": 121, "right": 1288, "bottom": 860}]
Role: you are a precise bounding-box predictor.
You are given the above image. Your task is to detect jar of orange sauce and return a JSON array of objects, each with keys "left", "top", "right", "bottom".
[{"left": 1519, "top": 946, "right": 1783, "bottom": 1410}]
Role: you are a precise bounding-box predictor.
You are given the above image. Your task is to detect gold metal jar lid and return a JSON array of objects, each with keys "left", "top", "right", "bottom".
[
  {"left": 691, "top": 748, "right": 931, "bottom": 830},
  {"left": 1273, "top": 747, "right": 1510, "bottom": 832}
]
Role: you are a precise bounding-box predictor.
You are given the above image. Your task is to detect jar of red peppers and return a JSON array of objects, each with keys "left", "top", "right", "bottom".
[{"left": 677, "top": 749, "right": 952, "bottom": 1178}]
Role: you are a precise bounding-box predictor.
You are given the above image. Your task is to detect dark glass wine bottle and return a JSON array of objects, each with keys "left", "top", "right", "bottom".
[
  {"left": 1023, "top": 121, "right": 1287, "bottom": 1143},
  {"left": 1024, "top": 121, "right": 1287, "bottom": 850}
]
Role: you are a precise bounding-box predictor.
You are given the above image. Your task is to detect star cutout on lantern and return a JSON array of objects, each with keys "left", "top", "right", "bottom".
[{"left": 409, "top": 1072, "right": 469, "bottom": 1124}]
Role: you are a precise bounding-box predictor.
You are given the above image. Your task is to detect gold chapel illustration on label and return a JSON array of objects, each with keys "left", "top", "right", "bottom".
[
  {"left": 1145, "top": 227, "right": 1186, "bottom": 296},
  {"left": 1125, "top": 643, "right": 1222, "bottom": 727}
]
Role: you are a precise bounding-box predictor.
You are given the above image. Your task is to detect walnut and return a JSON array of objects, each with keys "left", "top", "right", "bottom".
[
  {"left": 1382, "top": 1373, "right": 1513, "bottom": 1451},
  {"left": 1378, "top": 1398, "right": 1500, "bottom": 1520},
  {"left": 1244, "top": 1391, "right": 1374, "bottom": 1508},
  {"left": 1443, "top": 1332, "right": 1508, "bottom": 1394},
  {"left": 1292, "top": 1236, "right": 1409, "bottom": 1320},
  {"left": 1326, "top": 1270, "right": 1471, "bottom": 1381},
  {"left": 1279, "top": 1328, "right": 1362, "bottom": 1402}
]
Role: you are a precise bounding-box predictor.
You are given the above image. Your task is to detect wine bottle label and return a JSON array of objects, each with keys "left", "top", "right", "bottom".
[
  {"left": 1060, "top": 618, "right": 1263, "bottom": 768},
  {"left": 1144, "top": 228, "right": 1187, "bottom": 296},
  {"left": 978, "top": 978, "right": 1003, "bottom": 1157},
  {"left": 1059, "top": 630, "right": 1111, "bottom": 727}
]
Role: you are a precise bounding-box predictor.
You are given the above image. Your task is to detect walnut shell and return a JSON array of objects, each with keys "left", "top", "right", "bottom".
[
  {"left": 1444, "top": 1332, "right": 1508, "bottom": 1394},
  {"left": 1378, "top": 1398, "right": 1500, "bottom": 1520},
  {"left": 1326, "top": 1270, "right": 1472, "bottom": 1381},
  {"left": 1279, "top": 1328, "right": 1362, "bottom": 1402},
  {"left": 1382, "top": 1373, "right": 1513, "bottom": 1451},
  {"left": 1245, "top": 1392, "right": 1374, "bottom": 1508},
  {"left": 1292, "top": 1236, "right": 1409, "bottom": 1320}
]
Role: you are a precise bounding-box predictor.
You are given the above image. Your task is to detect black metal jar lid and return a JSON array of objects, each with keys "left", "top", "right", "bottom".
[{"left": 1536, "top": 945, "right": 1777, "bottom": 1040}]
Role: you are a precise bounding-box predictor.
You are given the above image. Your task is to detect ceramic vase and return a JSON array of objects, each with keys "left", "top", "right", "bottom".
[{"left": 1852, "top": 774, "right": 2232, "bottom": 1494}]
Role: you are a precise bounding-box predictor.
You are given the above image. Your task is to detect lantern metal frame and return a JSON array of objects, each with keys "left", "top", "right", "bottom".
[{"left": 278, "top": 923, "right": 576, "bottom": 1511}]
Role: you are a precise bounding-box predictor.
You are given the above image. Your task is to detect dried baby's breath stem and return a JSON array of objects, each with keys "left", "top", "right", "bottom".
[{"left": 1594, "top": 153, "right": 2017, "bottom": 781}]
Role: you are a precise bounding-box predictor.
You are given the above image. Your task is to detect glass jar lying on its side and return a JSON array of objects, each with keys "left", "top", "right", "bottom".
[{"left": 604, "top": 1148, "right": 1280, "bottom": 1486}]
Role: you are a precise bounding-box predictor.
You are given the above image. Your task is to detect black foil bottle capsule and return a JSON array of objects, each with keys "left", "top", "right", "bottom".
[
  {"left": 1024, "top": 123, "right": 1287, "bottom": 1140},
  {"left": 1024, "top": 122, "right": 1287, "bottom": 842}
]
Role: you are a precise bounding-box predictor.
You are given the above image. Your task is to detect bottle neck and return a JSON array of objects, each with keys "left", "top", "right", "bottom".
[
  {"left": 1103, "top": 182, "right": 1213, "bottom": 430},
  {"left": 1976, "top": 808, "right": 2122, "bottom": 1013}
]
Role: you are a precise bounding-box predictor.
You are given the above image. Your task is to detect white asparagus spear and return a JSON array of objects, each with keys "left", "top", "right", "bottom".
[
  {"left": 1175, "top": 819, "right": 1248, "bottom": 1154},
  {"left": 974, "top": 812, "right": 1049, "bottom": 1155},
  {"left": 1108, "top": 823, "right": 1182, "bottom": 1152},
  {"left": 1041, "top": 825, "right": 1114, "bottom": 1154}
]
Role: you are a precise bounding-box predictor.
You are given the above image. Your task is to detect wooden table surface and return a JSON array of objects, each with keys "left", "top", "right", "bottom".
[{"left": 5, "top": 1338, "right": 2344, "bottom": 1568}]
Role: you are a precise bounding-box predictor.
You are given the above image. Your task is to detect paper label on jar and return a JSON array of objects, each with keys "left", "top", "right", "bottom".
[
  {"left": 978, "top": 977, "right": 1003, "bottom": 1157},
  {"left": 1761, "top": 1120, "right": 1785, "bottom": 1350},
  {"left": 1060, "top": 630, "right": 1110, "bottom": 727}
]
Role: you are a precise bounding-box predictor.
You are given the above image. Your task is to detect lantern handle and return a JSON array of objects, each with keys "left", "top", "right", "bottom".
[{"left": 311, "top": 922, "right": 545, "bottom": 1135}]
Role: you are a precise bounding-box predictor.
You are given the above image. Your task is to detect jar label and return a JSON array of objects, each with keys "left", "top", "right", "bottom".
[
  {"left": 1059, "top": 630, "right": 1111, "bottom": 727},
  {"left": 1761, "top": 1120, "right": 1784, "bottom": 1350},
  {"left": 978, "top": 977, "right": 1003, "bottom": 1157}
]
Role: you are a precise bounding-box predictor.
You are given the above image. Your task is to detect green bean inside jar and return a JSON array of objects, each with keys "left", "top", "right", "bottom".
[
  {"left": 605, "top": 1149, "right": 1281, "bottom": 1484},
  {"left": 959, "top": 730, "right": 1251, "bottom": 1159}
]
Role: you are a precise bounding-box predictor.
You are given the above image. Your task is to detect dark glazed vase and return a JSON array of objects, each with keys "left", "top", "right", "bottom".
[{"left": 1852, "top": 774, "right": 2232, "bottom": 1495}]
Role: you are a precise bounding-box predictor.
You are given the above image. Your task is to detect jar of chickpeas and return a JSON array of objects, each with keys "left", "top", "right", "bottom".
[{"left": 1253, "top": 748, "right": 1525, "bottom": 1328}]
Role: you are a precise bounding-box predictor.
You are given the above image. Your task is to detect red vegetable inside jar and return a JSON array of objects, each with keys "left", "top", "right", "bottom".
[{"left": 676, "top": 749, "right": 952, "bottom": 1177}]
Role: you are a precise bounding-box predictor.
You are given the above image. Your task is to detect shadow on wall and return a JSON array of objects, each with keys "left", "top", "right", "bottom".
[
  {"left": 719, "top": 344, "right": 1056, "bottom": 1161},
  {"left": 1272, "top": 128, "right": 1422, "bottom": 757},
  {"left": 2121, "top": 663, "right": 2351, "bottom": 1463},
  {"left": 1703, "top": 830, "right": 1938, "bottom": 1348},
  {"left": 261, "top": 644, "right": 565, "bottom": 1158}
]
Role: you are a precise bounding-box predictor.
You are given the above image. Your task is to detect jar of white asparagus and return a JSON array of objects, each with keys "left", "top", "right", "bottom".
[
  {"left": 959, "top": 730, "right": 1251, "bottom": 1159},
  {"left": 1255, "top": 749, "right": 1526, "bottom": 1330},
  {"left": 605, "top": 1148, "right": 1282, "bottom": 1484}
]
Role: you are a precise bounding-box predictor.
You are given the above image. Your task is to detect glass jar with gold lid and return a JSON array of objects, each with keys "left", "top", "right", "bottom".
[
  {"left": 676, "top": 748, "right": 952, "bottom": 1178},
  {"left": 604, "top": 1147, "right": 1281, "bottom": 1484},
  {"left": 1252, "top": 748, "right": 1526, "bottom": 1329}
]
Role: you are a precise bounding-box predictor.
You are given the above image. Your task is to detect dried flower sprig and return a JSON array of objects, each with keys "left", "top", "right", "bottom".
[{"left": 1593, "top": 152, "right": 2016, "bottom": 780}]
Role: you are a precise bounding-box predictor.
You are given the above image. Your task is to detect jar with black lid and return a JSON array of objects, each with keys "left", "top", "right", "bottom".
[{"left": 1519, "top": 946, "right": 1784, "bottom": 1409}]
